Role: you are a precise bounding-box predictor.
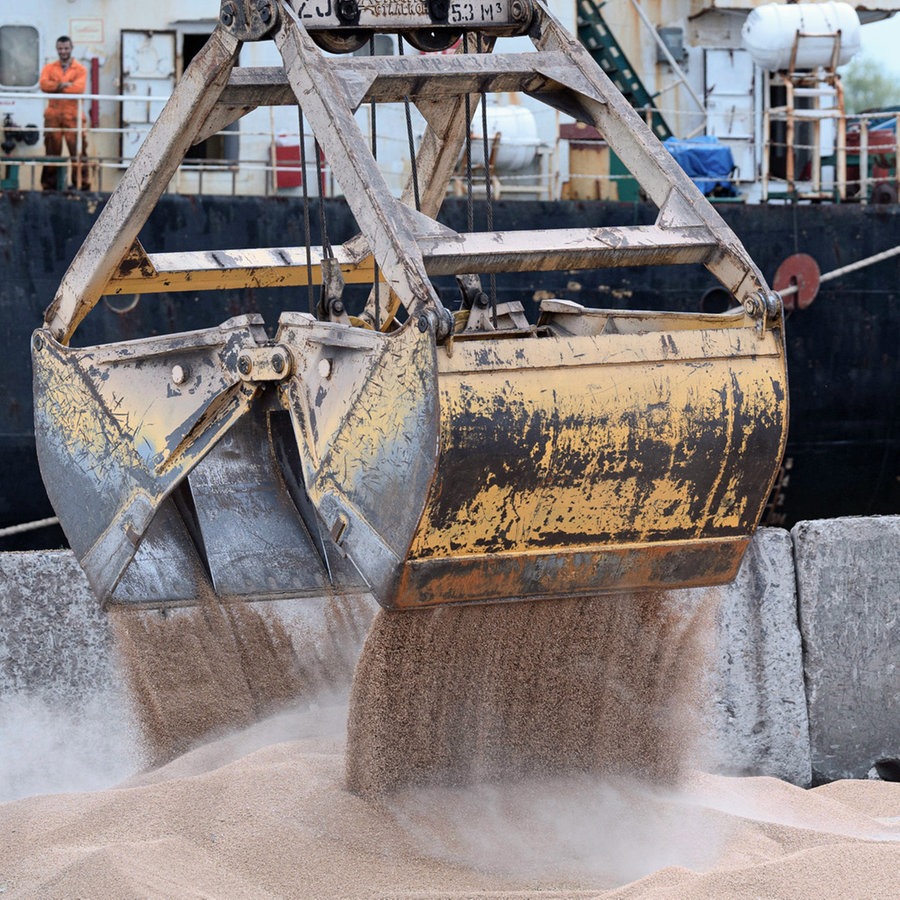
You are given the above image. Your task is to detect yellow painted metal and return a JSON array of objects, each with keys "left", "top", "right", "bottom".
[
  {"left": 32, "top": 1, "right": 791, "bottom": 613},
  {"left": 107, "top": 242, "right": 377, "bottom": 295},
  {"left": 385, "top": 309, "right": 787, "bottom": 608}
]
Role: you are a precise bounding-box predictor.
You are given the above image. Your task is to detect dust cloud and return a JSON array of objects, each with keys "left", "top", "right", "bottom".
[
  {"left": 385, "top": 773, "right": 729, "bottom": 885},
  {"left": 1, "top": 589, "right": 375, "bottom": 802},
  {"left": 0, "top": 686, "right": 140, "bottom": 802}
]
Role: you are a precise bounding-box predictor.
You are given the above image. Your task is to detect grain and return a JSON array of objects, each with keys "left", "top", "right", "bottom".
[
  {"left": 111, "top": 590, "right": 373, "bottom": 764},
  {"left": 347, "top": 591, "right": 716, "bottom": 796}
]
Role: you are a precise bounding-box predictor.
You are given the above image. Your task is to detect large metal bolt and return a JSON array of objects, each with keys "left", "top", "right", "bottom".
[
  {"left": 417, "top": 314, "right": 430, "bottom": 333},
  {"left": 336, "top": 0, "right": 359, "bottom": 24},
  {"left": 220, "top": 2, "right": 236, "bottom": 26},
  {"left": 32, "top": 333, "right": 44, "bottom": 352},
  {"left": 510, "top": 0, "right": 527, "bottom": 21},
  {"left": 331, "top": 300, "right": 345, "bottom": 316},
  {"left": 171, "top": 364, "right": 187, "bottom": 385},
  {"left": 238, "top": 354, "right": 253, "bottom": 376},
  {"left": 257, "top": 0, "right": 272, "bottom": 23},
  {"left": 271, "top": 351, "right": 285, "bottom": 374}
]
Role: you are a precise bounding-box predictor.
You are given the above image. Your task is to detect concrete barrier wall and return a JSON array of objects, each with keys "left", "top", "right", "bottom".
[
  {"left": 793, "top": 516, "right": 900, "bottom": 784},
  {"left": 0, "top": 550, "right": 115, "bottom": 696},
  {"left": 1, "top": 516, "right": 898, "bottom": 794},
  {"left": 0, "top": 551, "right": 376, "bottom": 801},
  {"left": 0, "top": 551, "right": 139, "bottom": 801},
  {"left": 707, "top": 527, "right": 811, "bottom": 786}
]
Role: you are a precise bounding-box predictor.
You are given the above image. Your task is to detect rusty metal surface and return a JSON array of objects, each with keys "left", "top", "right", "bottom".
[
  {"left": 105, "top": 225, "right": 719, "bottom": 296},
  {"left": 219, "top": 53, "right": 575, "bottom": 108},
  {"left": 33, "top": 301, "right": 786, "bottom": 609},
  {"left": 33, "top": 0, "right": 789, "bottom": 611},
  {"left": 390, "top": 306, "right": 788, "bottom": 608},
  {"left": 774, "top": 253, "right": 821, "bottom": 311},
  {"left": 279, "top": 314, "right": 441, "bottom": 603},
  {"left": 106, "top": 242, "right": 376, "bottom": 295},
  {"left": 185, "top": 403, "right": 367, "bottom": 598},
  {"left": 32, "top": 318, "right": 264, "bottom": 601}
]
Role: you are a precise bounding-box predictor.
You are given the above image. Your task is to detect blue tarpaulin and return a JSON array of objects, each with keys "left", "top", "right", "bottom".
[{"left": 664, "top": 136, "right": 737, "bottom": 196}]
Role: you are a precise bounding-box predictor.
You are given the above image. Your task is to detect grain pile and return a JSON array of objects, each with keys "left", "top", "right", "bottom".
[
  {"left": 3, "top": 585, "right": 900, "bottom": 896},
  {"left": 347, "top": 590, "right": 717, "bottom": 796},
  {"left": 1, "top": 697, "right": 899, "bottom": 898}
]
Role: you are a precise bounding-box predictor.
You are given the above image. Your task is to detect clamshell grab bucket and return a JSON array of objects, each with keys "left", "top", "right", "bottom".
[
  {"left": 399, "top": 307, "right": 786, "bottom": 608},
  {"left": 33, "top": 302, "right": 786, "bottom": 610},
  {"left": 32, "top": 0, "right": 789, "bottom": 611}
]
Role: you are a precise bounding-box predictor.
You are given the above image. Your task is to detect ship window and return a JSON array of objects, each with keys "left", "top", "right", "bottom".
[{"left": 0, "top": 26, "right": 39, "bottom": 87}]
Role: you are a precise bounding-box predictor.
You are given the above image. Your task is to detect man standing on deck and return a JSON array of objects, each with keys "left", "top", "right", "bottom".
[{"left": 39, "top": 35, "right": 90, "bottom": 191}]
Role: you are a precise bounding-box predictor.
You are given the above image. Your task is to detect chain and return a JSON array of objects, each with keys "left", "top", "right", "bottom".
[
  {"left": 298, "top": 108, "right": 316, "bottom": 316},
  {"left": 399, "top": 36, "right": 421, "bottom": 212}
]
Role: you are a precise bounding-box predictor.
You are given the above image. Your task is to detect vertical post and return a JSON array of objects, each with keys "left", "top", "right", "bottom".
[
  {"left": 762, "top": 73, "right": 771, "bottom": 203},
  {"left": 894, "top": 113, "right": 900, "bottom": 200},
  {"left": 835, "top": 79, "right": 846, "bottom": 201},
  {"left": 785, "top": 79, "right": 795, "bottom": 193},
  {"left": 860, "top": 118, "right": 869, "bottom": 205}
]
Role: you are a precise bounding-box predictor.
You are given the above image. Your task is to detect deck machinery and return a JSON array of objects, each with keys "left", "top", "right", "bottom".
[{"left": 32, "top": 0, "right": 788, "bottom": 611}]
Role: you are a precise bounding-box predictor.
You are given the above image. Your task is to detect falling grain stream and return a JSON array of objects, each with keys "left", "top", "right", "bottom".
[
  {"left": 347, "top": 590, "right": 718, "bottom": 796},
  {"left": 110, "top": 587, "right": 717, "bottom": 792},
  {"left": 110, "top": 589, "right": 373, "bottom": 765}
]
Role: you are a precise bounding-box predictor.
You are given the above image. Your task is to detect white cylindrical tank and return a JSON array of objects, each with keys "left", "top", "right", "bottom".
[
  {"left": 469, "top": 104, "right": 541, "bottom": 172},
  {"left": 741, "top": 2, "right": 861, "bottom": 71}
]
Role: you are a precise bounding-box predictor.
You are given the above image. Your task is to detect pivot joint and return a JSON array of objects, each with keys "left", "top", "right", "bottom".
[
  {"left": 219, "top": 0, "right": 280, "bottom": 40},
  {"left": 236, "top": 345, "right": 294, "bottom": 381}
]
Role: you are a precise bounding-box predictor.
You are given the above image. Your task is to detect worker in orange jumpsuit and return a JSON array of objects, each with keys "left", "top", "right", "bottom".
[{"left": 39, "top": 36, "right": 90, "bottom": 191}]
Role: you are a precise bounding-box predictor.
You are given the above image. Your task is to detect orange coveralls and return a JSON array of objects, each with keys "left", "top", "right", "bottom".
[{"left": 39, "top": 58, "right": 90, "bottom": 190}]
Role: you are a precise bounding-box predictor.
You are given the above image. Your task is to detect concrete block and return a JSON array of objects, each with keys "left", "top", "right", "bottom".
[
  {"left": 707, "top": 527, "right": 812, "bottom": 786},
  {"left": 794, "top": 516, "right": 900, "bottom": 783},
  {"left": 0, "top": 550, "right": 114, "bottom": 696}
]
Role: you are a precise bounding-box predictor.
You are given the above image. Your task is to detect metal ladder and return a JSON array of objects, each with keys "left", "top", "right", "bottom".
[{"left": 576, "top": 0, "right": 672, "bottom": 142}]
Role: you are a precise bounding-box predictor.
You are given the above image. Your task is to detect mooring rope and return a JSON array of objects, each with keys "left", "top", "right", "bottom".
[
  {"left": 779, "top": 243, "right": 900, "bottom": 297},
  {"left": 0, "top": 516, "right": 59, "bottom": 538}
]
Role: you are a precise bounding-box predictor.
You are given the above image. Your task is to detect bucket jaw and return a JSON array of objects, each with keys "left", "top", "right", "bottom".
[
  {"left": 33, "top": 312, "right": 438, "bottom": 607},
  {"left": 33, "top": 0, "right": 788, "bottom": 611}
]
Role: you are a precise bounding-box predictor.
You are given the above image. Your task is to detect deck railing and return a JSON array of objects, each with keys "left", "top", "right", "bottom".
[
  {"left": 2, "top": 88, "right": 898, "bottom": 203},
  {"left": 0, "top": 88, "right": 558, "bottom": 200}
]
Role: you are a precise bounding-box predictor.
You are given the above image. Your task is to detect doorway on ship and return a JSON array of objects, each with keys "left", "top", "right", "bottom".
[{"left": 120, "top": 30, "right": 176, "bottom": 162}]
